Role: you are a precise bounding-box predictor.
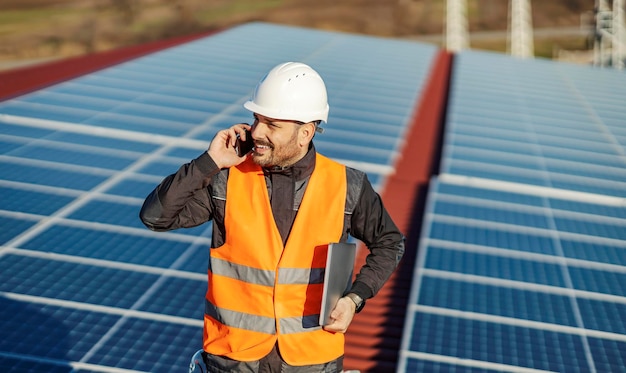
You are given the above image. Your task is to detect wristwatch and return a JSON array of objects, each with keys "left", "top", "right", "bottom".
[{"left": 345, "top": 293, "right": 365, "bottom": 313}]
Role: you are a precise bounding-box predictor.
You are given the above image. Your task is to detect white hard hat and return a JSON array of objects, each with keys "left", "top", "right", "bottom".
[{"left": 244, "top": 62, "right": 329, "bottom": 123}]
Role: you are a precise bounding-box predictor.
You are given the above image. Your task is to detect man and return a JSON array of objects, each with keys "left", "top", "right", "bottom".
[{"left": 140, "top": 62, "right": 405, "bottom": 373}]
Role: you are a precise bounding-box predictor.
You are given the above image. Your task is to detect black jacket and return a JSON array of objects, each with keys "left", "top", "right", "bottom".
[{"left": 140, "top": 145, "right": 405, "bottom": 301}]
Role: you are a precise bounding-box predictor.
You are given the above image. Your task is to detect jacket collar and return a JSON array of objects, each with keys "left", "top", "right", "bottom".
[{"left": 264, "top": 143, "right": 316, "bottom": 181}]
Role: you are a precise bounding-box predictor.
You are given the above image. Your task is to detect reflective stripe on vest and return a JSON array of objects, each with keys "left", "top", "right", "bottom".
[
  {"left": 203, "top": 154, "right": 347, "bottom": 365},
  {"left": 210, "top": 257, "right": 325, "bottom": 286},
  {"left": 205, "top": 299, "right": 322, "bottom": 334}
]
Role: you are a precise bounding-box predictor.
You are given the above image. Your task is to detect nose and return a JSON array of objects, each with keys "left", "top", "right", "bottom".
[{"left": 250, "top": 120, "right": 266, "bottom": 140}]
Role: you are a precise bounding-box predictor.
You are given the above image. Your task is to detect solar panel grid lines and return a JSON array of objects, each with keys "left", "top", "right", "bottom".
[
  {"left": 0, "top": 113, "right": 213, "bottom": 150},
  {"left": 0, "top": 22, "right": 436, "bottom": 372},
  {"left": 422, "top": 239, "right": 626, "bottom": 278},
  {"left": 1, "top": 245, "right": 206, "bottom": 280},
  {"left": 428, "top": 206, "right": 626, "bottom": 249},
  {"left": 543, "top": 198, "right": 602, "bottom": 373},
  {"left": 1, "top": 291, "right": 203, "bottom": 328},
  {"left": 5, "top": 193, "right": 212, "bottom": 243},
  {"left": 449, "top": 140, "right": 626, "bottom": 179},
  {"left": 0, "top": 51, "right": 235, "bottom": 373},
  {"left": 400, "top": 186, "right": 623, "bottom": 364},
  {"left": 429, "top": 181, "right": 626, "bottom": 264},
  {"left": 402, "top": 351, "right": 558, "bottom": 373},
  {"left": 0, "top": 352, "right": 151, "bottom": 373},
  {"left": 399, "top": 181, "right": 626, "bottom": 372},
  {"left": 444, "top": 60, "right": 624, "bottom": 143},
  {"left": 73, "top": 234, "right": 210, "bottom": 367},
  {"left": 410, "top": 302, "right": 626, "bottom": 345},
  {"left": 0, "top": 113, "right": 397, "bottom": 191},
  {"left": 1, "top": 133, "right": 147, "bottom": 164},
  {"left": 398, "top": 47, "right": 626, "bottom": 372},
  {"left": 443, "top": 149, "right": 626, "bottom": 186},
  {"left": 445, "top": 159, "right": 626, "bottom": 198},
  {"left": 1, "top": 137, "right": 180, "bottom": 237},
  {"left": 439, "top": 173, "right": 626, "bottom": 207},
  {"left": 420, "top": 267, "right": 626, "bottom": 307},
  {"left": 552, "top": 68, "right": 626, "bottom": 160}
]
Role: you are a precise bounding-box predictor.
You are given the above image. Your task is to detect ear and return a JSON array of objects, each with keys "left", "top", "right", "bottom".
[{"left": 298, "top": 122, "right": 316, "bottom": 146}]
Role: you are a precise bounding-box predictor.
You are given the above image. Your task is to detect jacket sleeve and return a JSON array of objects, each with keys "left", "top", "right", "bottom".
[
  {"left": 139, "top": 152, "right": 221, "bottom": 231},
  {"left": 348, "top": 176, "right": 405, "bottom": 300}
]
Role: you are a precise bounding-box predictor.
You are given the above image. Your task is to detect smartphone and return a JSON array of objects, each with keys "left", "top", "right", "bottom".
[{"left": 236, "top": 129, "right": 254, "bottom": 157}]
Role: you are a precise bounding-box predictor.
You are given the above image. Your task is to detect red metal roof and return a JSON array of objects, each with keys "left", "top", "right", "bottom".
[
  {"left": 0, "top": 30, "right": 219, "bottom": 101},
  {"left": 344, "top": 50, "right": 453, "bottom": 372}
]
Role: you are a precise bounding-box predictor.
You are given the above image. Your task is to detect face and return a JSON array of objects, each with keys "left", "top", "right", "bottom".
[{"left": 250, "top": 114, "right": 308, "bottom": 168}]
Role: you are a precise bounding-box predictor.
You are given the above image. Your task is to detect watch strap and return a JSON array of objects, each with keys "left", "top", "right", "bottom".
[{"left": 345, "top": 293, "right": 365, "bottom": 313}]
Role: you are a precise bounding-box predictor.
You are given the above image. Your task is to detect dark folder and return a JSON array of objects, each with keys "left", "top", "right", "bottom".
[{"left": 319, "top": 242, "right": 357, "bottom": 326}]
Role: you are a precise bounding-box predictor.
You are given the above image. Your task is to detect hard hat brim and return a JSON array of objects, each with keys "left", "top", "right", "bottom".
[{"left": 244, "top": 100, "right": 328, "bottom": 123}]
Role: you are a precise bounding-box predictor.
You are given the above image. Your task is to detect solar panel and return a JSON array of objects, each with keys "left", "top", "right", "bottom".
[
  {"left": 398, "top": 50, "right": 626, "bottom": 372},
  {"left": 0, "top": 22, "right": 436, "bottom": 372}
]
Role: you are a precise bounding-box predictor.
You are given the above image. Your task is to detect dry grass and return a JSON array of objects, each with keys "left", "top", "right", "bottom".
[{"left": 0, "top": 0, "right": 594, "bottom": 69}]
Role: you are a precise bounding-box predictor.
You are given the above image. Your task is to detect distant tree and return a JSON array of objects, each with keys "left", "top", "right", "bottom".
[
  {"left": 110, "top": 0, "right": 139, "bottom": 25},
  {"left": 394, "top": 0, "right": 439, "bottom": 35},
  {"left": 563, "top": 0, "right": 586, "bottom": 12},
  {"left": 168, "top": 0, "right": 201, "bottom": 35},
  {"left": 171, "top": 0, "right": 192, "bottom": 23},
  {"left": 76, "top": 18, "right": 97, "bottom": 54}
]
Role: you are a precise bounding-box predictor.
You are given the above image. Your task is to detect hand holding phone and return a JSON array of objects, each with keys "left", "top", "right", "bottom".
[{"left": 235, "top": 129, "right": 254, "bottom": 157}]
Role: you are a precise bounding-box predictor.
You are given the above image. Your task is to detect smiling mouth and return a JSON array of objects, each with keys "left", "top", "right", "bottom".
[{"left": 254, "top": 143, "right": 272, "bottom": 153}]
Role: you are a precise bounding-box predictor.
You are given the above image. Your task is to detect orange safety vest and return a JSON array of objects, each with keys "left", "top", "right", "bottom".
[{"left": 203, "top": 153, "right": 347, "bottom": 366}]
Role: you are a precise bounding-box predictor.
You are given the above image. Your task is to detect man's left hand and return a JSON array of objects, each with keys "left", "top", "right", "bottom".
[{"left": 322, "top": 296, "right": 356, "bottom": 333}]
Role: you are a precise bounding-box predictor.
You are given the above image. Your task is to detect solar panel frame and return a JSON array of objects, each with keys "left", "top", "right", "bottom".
[
  {"left": 398, "top": 48, "right": 626, "bottom": 372},
  {"left": 0, "top": 22, "right": 436, "bottom": 372}
]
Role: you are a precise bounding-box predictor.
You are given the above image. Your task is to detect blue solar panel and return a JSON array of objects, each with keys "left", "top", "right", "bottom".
[
  {"left": 418, "top": 277, "right": 578, "bottom": 326},
  {"left": 587, "top": 338, "right": 626, "bottom": 373},
  {"left": 105, "top": 177, "right": 164, "bottom": 199},
  {"left": 0, "top": 22, "right": 435, "bottom": 371},
  {"left": 429, "top": 221, "right": 558, "bottom": 254},
  {"left": 407, "top": 312, "right": 591, "bottom": 372},
  {"left": 1, "top": 255, "right": 158, "bottom": 308},
  {"left": 578, "top": 299, "right": 626, "bottom": 335},
  {"left": 20, "top": 225, "right": 209, "bottom": 267},
  {"left": 137, "top": 277, "right": 206, "bottom": 319},
  {"left": 67, "top": 200, "right": 146, "bottom": 227},
  {"left": 0, "top": 186, "right": 75, "bottom": 215},
  {"left": 85, "top": 319, "right": 202, "bottom": 371},
  {"left": 441, "top": 51, "right": 626, "bottom": 198},
  {"left": 11, "top": 145, "right": 137, "bottom": 170},
  {"left": 0, "top": 162, "right": 110, "bottom": 190},
  {"left": 399, "top": 48, "right": 626, "bottom": 372},
  {"left": 561, "top": 240, "right": 626, "bottom": 266},
  {"left": 1, "top": 299, "right": 121, "bottom": 362},
  {"left": 0, "top": 218, "right": 36, "bottom": 244},
  {"left": 0, "top": 356, "right": 72, "bottom": 373},
  {"left": 424, "top": 246, "right": 567, "bottom": 287},
  {"left": 49, "top": 132, "right": 160, "bottom": 153},
  {"left": 404, "top": 358, "right": 503, "bottom": 373},
  {"left": 433, "top": 200, "right": 551, "bottom": 228}
]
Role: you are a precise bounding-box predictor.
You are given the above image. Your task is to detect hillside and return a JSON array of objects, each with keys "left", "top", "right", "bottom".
[{"left": 0, "top": 0, "right": 594, "bottom": 70}]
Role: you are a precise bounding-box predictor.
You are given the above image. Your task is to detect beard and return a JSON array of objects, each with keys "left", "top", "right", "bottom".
[{"left": 252, "top": 128, "right": 302, "bottom": 168}]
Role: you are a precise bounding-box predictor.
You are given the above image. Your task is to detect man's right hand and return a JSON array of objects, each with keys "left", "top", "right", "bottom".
[{"left": 207, "top": 123, "right": 252, "bottom": 169}]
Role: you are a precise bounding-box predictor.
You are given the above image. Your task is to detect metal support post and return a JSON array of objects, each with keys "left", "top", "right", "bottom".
[
  {"left": 446, "top": 0, "right": 469, "bottom": 52},
  {"left": 508, "top": 0, "right": 534, "bottom": 58}
]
